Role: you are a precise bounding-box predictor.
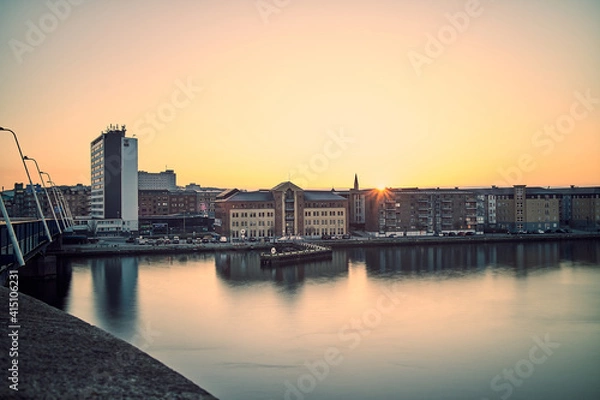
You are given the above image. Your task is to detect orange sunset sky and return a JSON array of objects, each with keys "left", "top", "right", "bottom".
[{"left": 1, "top": 0, "right": 599, "bottom": 191}]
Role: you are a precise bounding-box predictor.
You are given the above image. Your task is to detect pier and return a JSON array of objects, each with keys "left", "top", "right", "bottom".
[{"left": 260, "top": 241, "right": 332, "bottom": 267}]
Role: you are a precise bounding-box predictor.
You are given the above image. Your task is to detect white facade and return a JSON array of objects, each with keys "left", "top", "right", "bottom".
[
  {"left": 90, "top": 138, "right": 104, "bottom": 218},
  {"left": 138, "top": 170, "right": 176, "bottom": 190},
  {"left": 121, "top": 137, "right": 138, "bottom": 231}
]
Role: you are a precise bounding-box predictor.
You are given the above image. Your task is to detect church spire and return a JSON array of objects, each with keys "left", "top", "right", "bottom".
[{"left": 353, "top": 173, "right": 359, "bottom": 190}]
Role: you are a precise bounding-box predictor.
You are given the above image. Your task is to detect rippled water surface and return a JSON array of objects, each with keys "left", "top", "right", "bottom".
[{"left": 25, "top": 240, "right": 600, "bottom": 400}]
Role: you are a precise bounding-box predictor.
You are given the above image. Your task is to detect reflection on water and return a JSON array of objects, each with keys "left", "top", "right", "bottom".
[
  {"left": 90, "top": 257, "right": 138, "bottom": 340},
  {"left": 216, "top": 251, "right": 349, "bottom": 285},
  {"left": 22, "top": 240, "right": 600, "bottom": 400}
]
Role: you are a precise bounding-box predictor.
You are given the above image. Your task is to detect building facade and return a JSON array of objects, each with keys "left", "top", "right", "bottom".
[
  {"left": 90, "top": 125, "right": 138, "bottom": 233},
  {"left": 215, "top": 181, "right": 348, "bottom": 239},
  {"left": 138, "top": 169, "right": 177, "bottom": 190},
  {"left": 362, "top": 187, "right": 478, "bottom": 235},
  {"left": 56, "top": 184, "right": 91, "bottom": 217},
  {"left": 138, "top": 187, "right": 223, "bottom": 218}
]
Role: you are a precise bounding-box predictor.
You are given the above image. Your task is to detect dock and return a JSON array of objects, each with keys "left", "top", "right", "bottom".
[{"left": 260, "top": 242, "right": 332, "bottom": 267}]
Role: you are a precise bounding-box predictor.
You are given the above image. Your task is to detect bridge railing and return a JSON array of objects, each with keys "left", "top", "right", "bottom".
[{"left": 0, "top": 219, "right": 61, "bottom": 269}]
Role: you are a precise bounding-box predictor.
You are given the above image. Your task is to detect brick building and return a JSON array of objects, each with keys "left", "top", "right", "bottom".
[{"left": 215, "top": 181, "right": 348, "bottom": 239}]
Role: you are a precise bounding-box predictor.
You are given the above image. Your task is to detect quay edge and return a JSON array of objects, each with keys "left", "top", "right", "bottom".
[{"left": 0, "top": 286, "right": 218, "bottom": 399}]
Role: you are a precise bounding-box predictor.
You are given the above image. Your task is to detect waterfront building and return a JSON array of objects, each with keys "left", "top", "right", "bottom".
[
  {"left": 138, "top": 186, "right": 223, "bottom": 218},
  {"left": 90, "top": 125, "right": 138, "bottom": 233},
  {"left": 363, "top": 187, "right": 478, "bottom": 235},
  {"left": 215, "top": 181, "right": 348, "bottom": 239}
]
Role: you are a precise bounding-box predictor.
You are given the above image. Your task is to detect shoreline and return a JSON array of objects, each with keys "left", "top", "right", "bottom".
[
  {"left": 49, "top": 232, "right": 600, "bottom": 258},
  {"left": 0, "top": 285, "right": 218, "bottom": 399}
]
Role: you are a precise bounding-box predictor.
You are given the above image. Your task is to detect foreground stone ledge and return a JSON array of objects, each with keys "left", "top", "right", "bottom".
[{"left": 0, "top": 286, "right": 218, "bottom": 399}]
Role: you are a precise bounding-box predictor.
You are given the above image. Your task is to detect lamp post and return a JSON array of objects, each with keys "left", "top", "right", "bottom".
[
  {"left": 56, "top": 187, "right": 74, "bottom": 226},
  {"left": 41, "top": 172, "right": 68, "bottom": 230},
  {"left": 23, "top": 156, "right": 62, "bottom": 234},
  {"left": 43, "top": 172, "right": 73, "bottom": 228},
  {"left": 0, "top": 194, "right": 25, "bottom": 266},
  {"left": 0, "top": 126, "right": 52, "bottom": 242}
]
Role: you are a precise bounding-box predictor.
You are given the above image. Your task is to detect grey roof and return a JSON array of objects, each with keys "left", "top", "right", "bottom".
[
  {"left": 226, "top": 191, "right": 274, "bottom": 202},
  {"left": 303, "top": 191, "right": 347, "bottom": 201}
]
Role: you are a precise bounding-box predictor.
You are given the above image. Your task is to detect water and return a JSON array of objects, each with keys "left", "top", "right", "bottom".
[{"left": 22, "top": 240, "right": 600, "bottom": 400}]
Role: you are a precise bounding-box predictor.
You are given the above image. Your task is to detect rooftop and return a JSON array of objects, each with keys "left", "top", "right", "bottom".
[{"left": 304, "top": 191, "right": 347, "bottom": 201}]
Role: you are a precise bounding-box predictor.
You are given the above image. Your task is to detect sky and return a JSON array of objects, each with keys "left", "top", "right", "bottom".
[{"left": 0, "top": 0, "right": 599, "bottom": 191}]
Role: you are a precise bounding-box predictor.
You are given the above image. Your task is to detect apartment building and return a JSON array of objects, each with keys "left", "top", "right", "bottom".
[
  {"left": 215, "top": 181, "right": 348, "bottom": 239},
  {"left": 363, "top": 188, "right": 478, "bottom": 235}
]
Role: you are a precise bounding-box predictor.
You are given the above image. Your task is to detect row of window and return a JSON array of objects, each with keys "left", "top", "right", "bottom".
[
  {"left": 232, "top": 212, "right": 275, "bottom": 218},
  {"left": 305, "top": 211, "right": 344, "bottom": 216},
  {"left": 305, "top": 227, "right": 345, "bottom": 235},
  {"left": 232, "top": 220, "right": 274, "bottom": 227},
  {"left": 231, "top": 229, "right": 274, "bottom": 238},
  {"left": 305, "top": 219, "right": 345, "bottom": 226}
]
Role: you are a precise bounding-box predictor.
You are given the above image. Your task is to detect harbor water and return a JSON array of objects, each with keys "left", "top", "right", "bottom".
[{"left": 22, "top": 240, "right": 600, "bottom": 400}]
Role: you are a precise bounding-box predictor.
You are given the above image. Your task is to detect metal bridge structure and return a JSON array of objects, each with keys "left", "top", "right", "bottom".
[{"left": 1, "top": 126, "right": 75, "bottom": 278}]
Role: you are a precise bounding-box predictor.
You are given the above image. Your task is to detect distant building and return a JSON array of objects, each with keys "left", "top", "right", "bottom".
[
  {"left": 138, "top": 186, "right": 223, "bottom": 218},
  {"left": 1, "top": 183, "right": 48, "bottom": 218},
  {"left": 215, "top": 181, "right": 348, "bottom": 239},
  {"left": 138, "top": 169, "right": 177, "bottom": 190},
  {"left": 55, "top": 184, "right": 91, "bottom": 217},
  {"left": 138, "top": 189, "right": 170, "bottom": 216},
  {"left": 363, "top": 187, "right": 478, "bottom": 235},
  {"left": 90, "top": 125, "right": 138, "bottom": 233}
]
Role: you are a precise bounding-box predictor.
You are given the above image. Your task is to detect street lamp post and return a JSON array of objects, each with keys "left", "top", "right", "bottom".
[
  {"left": 41, "top": 172, "right": 68, "bottom": 230},
  {"left": 0, "top": 194, "right": 25, "bottom": 266},
  {"left": 23, "top": 156, "right": 62, "bottom": 234},
  {"left": 56, "top": 187, "right": 74, "bottom": 226},
  {"left": 42, "top": 172, "right": 73, "bottom": 228},
  {"left": 0, "top": 126, "right": 52, "bottom": 242}
]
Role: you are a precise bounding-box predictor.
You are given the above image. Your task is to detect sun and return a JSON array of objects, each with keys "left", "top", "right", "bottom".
[{"left": 377, "top": 184, "right": 386, "bottom": 191}]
